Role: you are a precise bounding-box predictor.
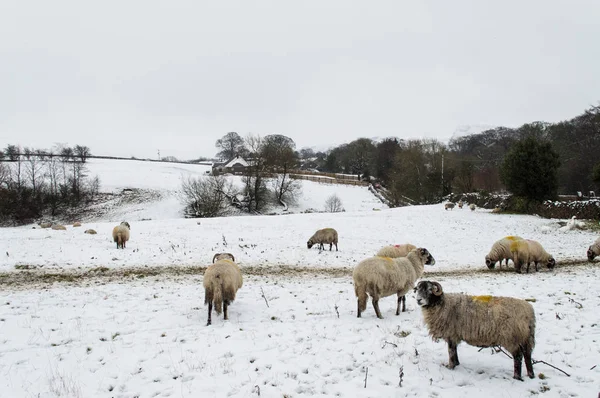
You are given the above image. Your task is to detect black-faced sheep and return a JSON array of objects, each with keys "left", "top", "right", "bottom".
[
  {"left": 444, "top": 203, "right": 455, "bottom": 210},
  {"left": 84, "top": 229, "right": 97, "bottom": 235},
  {"left": 204, "top": 252, "right": 243, "bottom": 326},
  {"left": 353, "top": 248, "right": 435, "bottom": 319},
  {"left": 307, "top": 228, "right": 338, "bottom": 251},
  {"left": 485, "top": 236, "right": 524, "bottom": 269},
  {"left": 415, "top": 280, "right": 536, "bottom": 381},
  {"left": 510, "top": 239, "right": 555, "bottom": 273},
  {"left": 112, "top": 221, "right": 131, "bottom": 249},
  {"left": 587, "top": 237, "right": 600, "bottom": 261}
]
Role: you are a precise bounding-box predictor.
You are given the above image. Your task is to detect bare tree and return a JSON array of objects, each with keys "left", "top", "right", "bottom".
[
  {"left": 216, "top": 132, "right": 247, "bottom": 160},
  {"left": 272, "top": 174, "right": 301, "bottom": 206},
  {"left": 261, "top": 134, "right": 299, "bottom": 204},
  {"left": 243, "top": 134, "right": 269, "bottom": 212},
  {"left": 74, "top": 145, "right": 91, "bottom": 163},
  {"left": 180, "top": 175, "right": 233, "bottom": 217},
  {"left": 23, "top": 147, "right": 45, "bottom": 194},
  {"left": 324, "top": 194, "right": 344, "bottom": 212}
]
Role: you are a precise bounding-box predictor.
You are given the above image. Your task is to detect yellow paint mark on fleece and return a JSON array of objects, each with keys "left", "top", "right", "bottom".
[
  {"left": 509, "top": 239, "right": 525, "bottom": 252},
  {"left": 505, "top": 236, "right": 520, "bottom": 241},
  {"left": 471, "top": 295, "right": 493, "bottom": 303}
]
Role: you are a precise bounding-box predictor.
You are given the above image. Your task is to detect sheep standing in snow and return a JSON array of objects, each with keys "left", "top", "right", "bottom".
[
  {"left": 485, "top": 236, "right": 524, "bottom": 269},
  {"left": 444, "top": 203, "right": 455, "bottom": 211},
  {"left": 415, "top": 280, "right": 536, "bottom": 381},
  {"left": 84, "top": 229, "right": 97, "bottom": 235},
  {"left": 510, "top": 239, "right": 555, "bottom": 273},
  {"left": 51, "top": 224, "right": 67, "bottom": 231},
  {"left": 307, "top": 228, "right": 338, "bottom": 251},
  {"left": 39, "top": 222, "right": 52, "bottom": 229},
  {"left": 375, "top": 243, "right": 417, "bottom": 311},
  {"left": 469, "top": 203, "right": 476, "bottom": 211},
  {"left": 353, "top": 248, "right": 435, "bottom": 318},
  {"left": 112, "top": 221, "right": 131, "bottom": 249},
  {"left": 204, "top": 253, "right": 243, "bottom": 326},
  {"left": 587, "top": 237, "right": 600, "bottom": 261}
]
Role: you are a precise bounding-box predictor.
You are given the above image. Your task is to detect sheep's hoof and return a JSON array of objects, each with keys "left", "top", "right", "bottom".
[
  {"left": 377, "top": 315, "right": 384, "bottom": 319},
  {"left": 513, "top": 375, "right": 524, "bottom": 381},
  {"left": 528, "top": 372, "right": 535, "bottom": 379},
  {"left": 206, "top": 321, "right": 211, "bottom": 326},
  {"left": 445, "top": 363, "right": 457, "bottom": 370}
]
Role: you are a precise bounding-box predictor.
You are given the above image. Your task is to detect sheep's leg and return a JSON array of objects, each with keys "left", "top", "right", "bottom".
[
  {"left": 523, "top": 345, "right": 534, "bottom": 379},
  {"left": 223, "top": 300, "right": 229, "bottom": 321},
  {"left": 526, "top": 262, "right": 530, "bottom": 273},
  {"left": 534, "top": 262, "right": 539, "bottom": 272},
  {"left": 206, "top": 301, "right": 212, "bottom": 326},
  {"left": 512, "top": 349, "right": 524, "bottom": 381},
  {"left": 395, "top": 294, "right": 405, "bottom": 315},
  {"left": 447, "top": 340, "right": 459, "bottom": 368},
  {"left": 329, "top": 242, "right": 332, "bottom": 251},
  {"left": 372, "top": 297, "right": 383, "bottom": 319},
  {"left": 335, "top": 243, "right": 338, "bottom": 251},
  {"left": 515, "top": 261, "right": 522, "bottom": 274}
]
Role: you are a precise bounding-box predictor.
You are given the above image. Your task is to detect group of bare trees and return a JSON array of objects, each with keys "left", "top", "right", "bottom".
[{"left": 0, "top": 144, "right": 98, "bottom": 224}]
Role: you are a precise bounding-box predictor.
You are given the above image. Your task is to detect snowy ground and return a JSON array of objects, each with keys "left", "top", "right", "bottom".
[
  {"left": 1, "top": 158, "right": 599, "bottom": 397},
  {"left": 1, "top": 266, "right": 599, "bottom": 397},
  {"left": 0, "top": 204, "right": 598, "bottom": 272}
]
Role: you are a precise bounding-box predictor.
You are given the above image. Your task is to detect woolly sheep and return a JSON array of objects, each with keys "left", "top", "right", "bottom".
[
  {"left": 587, "top": 237, "right": 600, "bottom": 261},
  {"left": 39, "top": 222, "right": 52, "bottom": 229},
  {"left": 491, "top": 207, "right": 501, "bottom": 213},
  {"left": 444, "top": 203, "right": 455, "bottom": 211},
  {"left": 458, "top": 200, "right": 464, "bottom": 209},
  {"left": 307, "top": 228, "right": 338, "bottom": 251},
  {"left": 51, "top": 224, "right": 67, "bottom": 231},
  {"left": 204, "top": 252, "right": 243, "bottom": 326},
  {"left": 84, "top": 229, "right": 97, "bottom": 235},
  {"left": 469, "top": 203, "right": 476, "bottom": 211},
  {"left": 353, "top": 248, "right": 435, "bottom": 319},
  {"left": 511, "top": 239, "right": 555, "bottom": 273},
  {"left": 112, "top": 221, "right": 131, "bottom": 249},
  {"left": 376, "top": 244, "right": 417, "bottom": 259},
  {"left": 73, "top": 222, "right": 82, "bottom": 227},
  {"left": 415, "top": 280, "right": 535, "bottom": 381},
  {"left": 485, "top": 236, "right": 524, "bottom": 269}
]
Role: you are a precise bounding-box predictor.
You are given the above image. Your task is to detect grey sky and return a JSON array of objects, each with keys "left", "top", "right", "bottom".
[{"left": 1, "top": 1, "right": 599, "bottom": 160}]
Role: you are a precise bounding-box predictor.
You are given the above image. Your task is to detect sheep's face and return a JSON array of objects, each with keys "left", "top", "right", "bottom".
[
  {"left": 418, "top": 248, "right": 436, "bottom": 265},
  {"left": 546, "top": 257, "right": 556, "bottom": 269},
  {"left": 307, "top": 239, "right": 314, "bottom": 249},
  {"left": 485, "top": 255, "right": 496, "bottom": 269},
  {"left": 121, "top": 221, "right": 131, "bottom": 230},
  {"left": 414, "top": 281, "right": 443, "bottom": 307},
  {"left": 587, "top": 247, "right": 596, "bottom": 262}
]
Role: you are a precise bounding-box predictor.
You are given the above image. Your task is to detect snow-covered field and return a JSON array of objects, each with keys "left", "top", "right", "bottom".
[{"left": 1, "top": 158, "right": 599, "bottom": 397}]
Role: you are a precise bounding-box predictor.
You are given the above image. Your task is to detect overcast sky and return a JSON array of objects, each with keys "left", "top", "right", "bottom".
[{"left": 1, "top": 1, "right": 599, "bottom": 160}]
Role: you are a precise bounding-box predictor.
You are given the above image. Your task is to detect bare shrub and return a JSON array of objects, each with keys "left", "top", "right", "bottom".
[
  {"left": 324, "top": 194, "right": 344, "bottom": 213},
  {"left": 180, "top": 175, "right": 233, "bottom": 218}
]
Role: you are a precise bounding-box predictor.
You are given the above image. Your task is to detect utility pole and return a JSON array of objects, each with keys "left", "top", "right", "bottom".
[
  {"left": 441, "top": 153, "right": 444, "bottom": 196},
  {"left": 157, "top": 150, "right": 161, "bottom": 160}
]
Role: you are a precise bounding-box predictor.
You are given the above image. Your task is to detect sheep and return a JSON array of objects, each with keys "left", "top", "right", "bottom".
[
  {"left": 84, "top": 229, "right": 97, "bottom": 235},
  {"left": 51, "top": 224, "right": 67, "bottom": 231},
  {"left": 307, "top": 228, "right": 338, "bottom": 251},
  {"left": 204, "top": 252, "right": 243, "bottom": 326},
  {"left": 510, "top": 239, "right": 555, "bottom": 273},
  {"left": 458, "top": 200, "right": 464, "bottom": 209},
  {"left": 375, "top": 243, "right": 417, "bottom": 258},
  {"left": 353, "top": 248, "right": 435, "bottom": 319},
  {"left": 112, "top": 221, "right": 131, "bottom": 249},
  {"left": 39, "top": 222, "right": 52, "bottom": 229},
  {"left": 469, "top": 203, "right": 476, "bottom": 211},
  {"left": 73, "top": 222, "right": 82, "bottom": 227},
  {"left": 444, "top": 203, "right": 455, "bottom": 211},
  {"left": 491, "top": 207, "right": 501, "bottom": 213},
  {"left": 485, "top": 236, "right": 524, "bottom": 269},
  {"left": 374, "top": 243, "right": 418, "bottom": 310},
  {"left": 587, "top": 237, "right": 600, "bottom": 261},
  {"left": 415, "top": 280, "right": 536, "bottom": 381}
]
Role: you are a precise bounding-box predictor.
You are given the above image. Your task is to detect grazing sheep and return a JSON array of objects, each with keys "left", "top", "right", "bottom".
[
  {"left": 511, "top": 239, "right": 555, "bottom": 273},
  {"left": 51, "top": 224, "right": 67, "bottom": 231},
  {"left": 444, "top": 203, "right": 455, "bottom": 211},
  {"left": 376, "top": 244, "right": 417, "bottom": 259},
  {"left": 458, "top": 200, "right": 464, "bottom": 209},
  {"left": 485, "top": 236, "right": 524, "bottom": 269},
  {"left": 491, "top": 207, "right": 501, "bottom": 213},
  {"left": 84, "top": 229, "right": 97, "bottom": 235},
  {"left": 204, "top": 253, "right": 243, "bottom": 326},
  {"left": 112, "top": 221, "right": 131, "bottom": 249},
  {"left": 415, "top": 280, "right": 536, "bottom": 381},
  {"left": 73, "top": 222, "right": 82, "bottom": 227},
  {"left": 39, "top": 222, "right": 52, "bottom": 229},
  {"left": 587, "top": 237, "right": 600, "bottom": 261},
  {"left": 353, "top": 248, "right": 436, "bottom": 319},
  {"left": 469, "top": 203, "right": 476, "bottom": 211},
  {"left": 307, "top": 228, "right": 338, "bottom": 251}
]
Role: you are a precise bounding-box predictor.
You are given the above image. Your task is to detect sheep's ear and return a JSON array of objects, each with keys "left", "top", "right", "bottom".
[
  {"left": 212, "top": 253, "right": 220, "bottom": 263},
  {"left": 420, "top": 248, "right": 428, "bottom": 255},
  {"left": 432, "top": 282, "right": 443, "bottom": 296}
]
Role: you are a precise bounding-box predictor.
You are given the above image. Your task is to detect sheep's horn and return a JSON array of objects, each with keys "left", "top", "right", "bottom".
[
  {"left": 212, "top": 253, "right": 220, "bottom": 263},
  {"left": 432, "top": 282, "right": 443, "bottom": 296},
  {"left": 230, "top": 254, "right": 235, "bottom": 262}
]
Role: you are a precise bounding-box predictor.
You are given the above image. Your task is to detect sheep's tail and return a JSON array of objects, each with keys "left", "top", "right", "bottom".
[
  {"left": 117, "top": 232, "right": 123, "bottom": 248},
  {"left": 212, "top": 274, "right": 224, "bottom": 314},
  {"left": 354, "top": 282, "right": 368, "bottom": 313}
]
